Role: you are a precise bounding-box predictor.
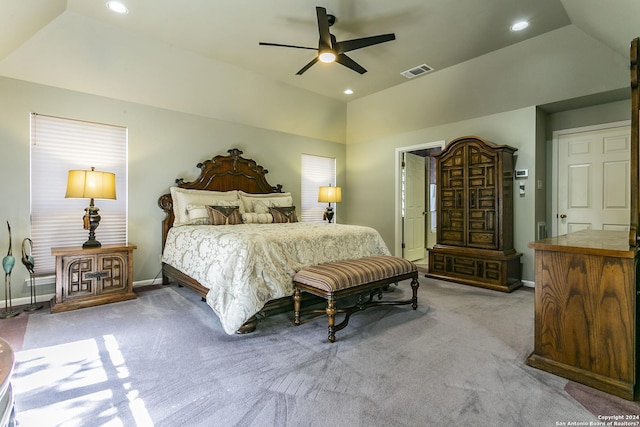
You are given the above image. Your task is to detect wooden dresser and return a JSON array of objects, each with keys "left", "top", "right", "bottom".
[
  {"left": 527, "top": 230, "right": 638, "bottom": 400},
  {"left": 427, "top": 136, "right": 522, "bottom": 292},
  {"left": 51, "top": 244, "right": 137, "bottom": 313}
]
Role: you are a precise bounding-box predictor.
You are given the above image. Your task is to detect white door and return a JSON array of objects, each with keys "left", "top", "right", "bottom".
[
  {"left": 556, "top": 125, "right": 630, "bottom": 235},
  {"left": 404, "top": 153, "right": 426, "bottom": 260}
]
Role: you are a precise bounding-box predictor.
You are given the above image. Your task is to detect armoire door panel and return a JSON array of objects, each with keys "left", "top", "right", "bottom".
[{"left": 469, "top": 233, "right": 495, "bottom": 246}]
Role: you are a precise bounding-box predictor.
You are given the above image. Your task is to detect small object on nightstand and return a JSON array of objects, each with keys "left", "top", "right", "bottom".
[{"left": 50, "top": 244, "right": 137, "bottom": 313}]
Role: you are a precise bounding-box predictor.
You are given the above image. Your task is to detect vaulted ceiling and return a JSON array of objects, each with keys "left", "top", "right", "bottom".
[{"left": 1, "top": 0, "right": 638, "bottom": 102}]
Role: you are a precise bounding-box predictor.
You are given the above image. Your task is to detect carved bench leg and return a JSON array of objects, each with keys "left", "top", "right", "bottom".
[
  {"left": 326, "top": 295, "right": 337, "bottom": 343},
  {"left": 293, "top": 287, "right": 301, "bottom": 326},
  {"left": 410, "top": 277, "right": 419, "bottom": 310}
]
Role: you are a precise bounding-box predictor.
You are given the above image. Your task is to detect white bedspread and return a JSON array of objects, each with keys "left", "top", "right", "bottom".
[{"left": 162, "top": 222, "right": 391, "bottom": 334}]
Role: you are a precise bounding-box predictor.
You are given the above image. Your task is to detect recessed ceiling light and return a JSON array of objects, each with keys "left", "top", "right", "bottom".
[
  {"left": 344, "top": 89, "right": 354, "bottom": 95},
  {"left": 510, "top": 20, "right": 530, "bottom": 32},
  {"left": 106, "top": 1, "right": 128, "bottom": 15}
]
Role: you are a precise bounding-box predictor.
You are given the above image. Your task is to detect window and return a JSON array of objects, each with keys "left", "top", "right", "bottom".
[
  {"left": 30, "top": 113, "right": 128, "bottom": 275},
  {"left": 301, "top": 154, "right": 337, "bottom": 222}
]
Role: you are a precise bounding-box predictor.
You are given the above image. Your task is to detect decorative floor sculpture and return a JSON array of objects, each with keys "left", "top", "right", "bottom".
[
  {"left": 22, "top": 238, "right": 43, "bottom": 312},
  {"left": 0, "top": 222, "right": 19, "bottom": 319}
]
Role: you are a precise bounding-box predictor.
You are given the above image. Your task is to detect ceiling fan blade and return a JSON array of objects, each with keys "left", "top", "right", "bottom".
[
  {"left": 336, "top": 53, "right": 367, "bottom": 74},
  {"left": 316, "top": 6, "right": 332, "bottom": 49},
  {"left": 259, "top": 42, "right": 317, "bottom": 51},
  {"left": 296, "top": 57, "right": 319, "bottom": 75},
  {"left": 337, "top": 33, "right": 396, "bottom": 53}
]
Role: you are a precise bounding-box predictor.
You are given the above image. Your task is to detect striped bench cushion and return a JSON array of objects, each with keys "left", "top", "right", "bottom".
[{"left": 294, "top": 255, "right": 418, "bottom": 292}]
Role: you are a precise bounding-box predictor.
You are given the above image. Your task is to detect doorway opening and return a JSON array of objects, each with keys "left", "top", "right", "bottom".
[{"left": 394, "top": 141, "right": 445, "bottom": 265}]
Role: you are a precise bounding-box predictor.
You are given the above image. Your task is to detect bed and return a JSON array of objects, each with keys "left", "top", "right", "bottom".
[{"left": 158, "top": 148, "right": 391, "bottom": 334}]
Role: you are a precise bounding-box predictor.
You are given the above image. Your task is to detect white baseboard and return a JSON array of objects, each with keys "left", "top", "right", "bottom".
[
  {"left": 133, "top": 278, "right": 164, "bottom": 287},
  {"left": 522, "top": 279, "right": 534, "bottom": 288},
  {"left": 11, "top": 293, "right": 55, "bottom": 308}
]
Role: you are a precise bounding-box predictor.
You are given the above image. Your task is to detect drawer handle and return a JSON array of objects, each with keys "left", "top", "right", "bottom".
[{"left": 85, "top": 271, "right": 109, "bottom": 280}]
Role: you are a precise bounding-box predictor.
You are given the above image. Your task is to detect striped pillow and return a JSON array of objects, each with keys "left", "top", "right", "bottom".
[
  {"left": 270, "top": 206, "right": 298, "bottom": 223},
  {"left": 206, "top": 205, "right": 242, "bottom": 225}
]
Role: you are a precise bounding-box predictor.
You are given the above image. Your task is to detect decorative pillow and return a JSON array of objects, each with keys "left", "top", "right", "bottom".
[
  {"left": 241, "top": 213, "right": 274, "bottom": 224},
  {"left": 238, "top": 191, "right": 293, "bottom": 213},
  {"left": 252, "top": 199, "right": 272, "bottom": 214},
  {"left": 185, "top": 205, "right": 210, "bottom": 225},
  {"left": 186, "top": 200, "right": 239, "bottom": 225},
  {"left": 269, "top": 206, "right": 298, "bottom": 223},
  {"left": 206, "top": 205, "right": 242, "bottom": 225},
  {"left": 170, "top": 187, "right": 239, "bottom": 226}
]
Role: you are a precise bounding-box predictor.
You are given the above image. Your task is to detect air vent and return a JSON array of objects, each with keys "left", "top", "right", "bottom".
[{"left": 401, "top": 64, "right": 434, "bottom": 79}]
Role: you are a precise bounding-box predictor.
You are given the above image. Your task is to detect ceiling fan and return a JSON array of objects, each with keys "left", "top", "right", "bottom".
[{"left": 259, "top": 6, "right": 396, "bottom": 75}]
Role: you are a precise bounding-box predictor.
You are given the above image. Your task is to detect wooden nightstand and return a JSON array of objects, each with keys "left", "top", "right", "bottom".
[{"left": 50, "top": 244, "right": 137, "bottom": 313}]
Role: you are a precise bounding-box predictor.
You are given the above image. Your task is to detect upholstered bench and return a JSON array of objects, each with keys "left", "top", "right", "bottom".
[{"left": 293, "top": 255, "right": 420, "bottom": 342}]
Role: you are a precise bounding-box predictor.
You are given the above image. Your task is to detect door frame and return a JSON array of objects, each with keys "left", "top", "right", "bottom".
[
  {"left": 551, "top": 120, "right": 630, "bottom": 237},
  {"left": 394, "top": 140, "right": 446, "bottom": 257}
]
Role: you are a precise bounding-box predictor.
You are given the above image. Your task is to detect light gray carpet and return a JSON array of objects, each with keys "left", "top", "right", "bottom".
[{"left": 11, "top": 278, "right": 623, "bottom": 426}]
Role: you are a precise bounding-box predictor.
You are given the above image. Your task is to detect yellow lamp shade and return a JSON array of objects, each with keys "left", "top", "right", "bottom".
[
  {"left": 66, "top": 168, "right": 116, "bottom": 200},
  {"left": 318, "top": 186, "right": 342, "bottom": 203}
]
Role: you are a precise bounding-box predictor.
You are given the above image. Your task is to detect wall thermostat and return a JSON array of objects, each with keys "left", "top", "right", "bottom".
[{"left": 515, "top": 169, "right": 528, "bottom": 178}]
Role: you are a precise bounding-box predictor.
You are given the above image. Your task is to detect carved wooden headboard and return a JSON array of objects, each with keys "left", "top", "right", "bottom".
[{"left": 157, "top": 148, "right": 283, "bottom": 247}]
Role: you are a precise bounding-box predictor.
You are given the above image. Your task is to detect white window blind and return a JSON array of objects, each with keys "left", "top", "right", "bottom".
[
  {"left": 30, "top": 113, "right": 128, "bottom": 275},
  {"left": 301, "top": 154, "right": 337, "bottom": 222}
]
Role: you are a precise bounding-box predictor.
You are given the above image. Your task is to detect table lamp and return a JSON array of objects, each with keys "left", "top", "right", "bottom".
[
  {"left": 66, "top": 167, "right": 116, "bottom": 248},
  {"left": 318, "top": 184, "right": 342, "bottom": 223}
]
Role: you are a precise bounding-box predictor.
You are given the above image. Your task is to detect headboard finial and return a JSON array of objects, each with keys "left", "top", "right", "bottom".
[{"left": 228, "top": 148, "right": 243, "bottom": 158}]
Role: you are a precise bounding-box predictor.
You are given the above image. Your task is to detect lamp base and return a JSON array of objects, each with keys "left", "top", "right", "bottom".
[
  {"left": 83, "top": 239, "right": 102, "bottom": 248},
  {"left": 324, "top": 206, "right": 335, "bottom": 223},
  {"left": 83, "top": 201, "right": 102, "bottom": 248}
]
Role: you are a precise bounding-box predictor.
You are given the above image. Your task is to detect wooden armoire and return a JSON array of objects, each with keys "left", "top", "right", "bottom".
[{"left": 427, "top": 135, "right": 522, "bottom": 292}]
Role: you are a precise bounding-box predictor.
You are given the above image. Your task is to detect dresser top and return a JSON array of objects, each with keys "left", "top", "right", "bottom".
[
  {"left": 528, "top": 230, "right": 635, "bottom": 258},
  {"left": 51, "top": 244, "right": 137, "bottom": 256}
]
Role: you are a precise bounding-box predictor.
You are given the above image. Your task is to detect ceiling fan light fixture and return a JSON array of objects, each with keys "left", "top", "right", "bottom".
[
  {"left": 318, "top": 50, "right": 336, "bottom": 63},
  {"left": 258, "top": 6, "right": 395, "bottom": 75}
]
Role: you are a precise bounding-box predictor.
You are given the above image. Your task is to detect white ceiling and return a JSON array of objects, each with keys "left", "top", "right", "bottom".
[{"left": 1, "top": 0, "right": 638, "bottom": 101}]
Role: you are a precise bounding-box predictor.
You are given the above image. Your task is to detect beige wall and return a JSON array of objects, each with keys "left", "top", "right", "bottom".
[
  {"left": 0, "top": 12, "right": 347, "bottom": 144},
  {"left": 346, "top": 26, "right": 627, "bottom": 145},
  {"left": 344, "top": 108, "right": 538, "bottom": 281},
  {"left": 0, "top": 76, "right": 346, "bottom": 301},
  {"left": 343, "top": 26, "right": 630, "bottom": 283}
]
